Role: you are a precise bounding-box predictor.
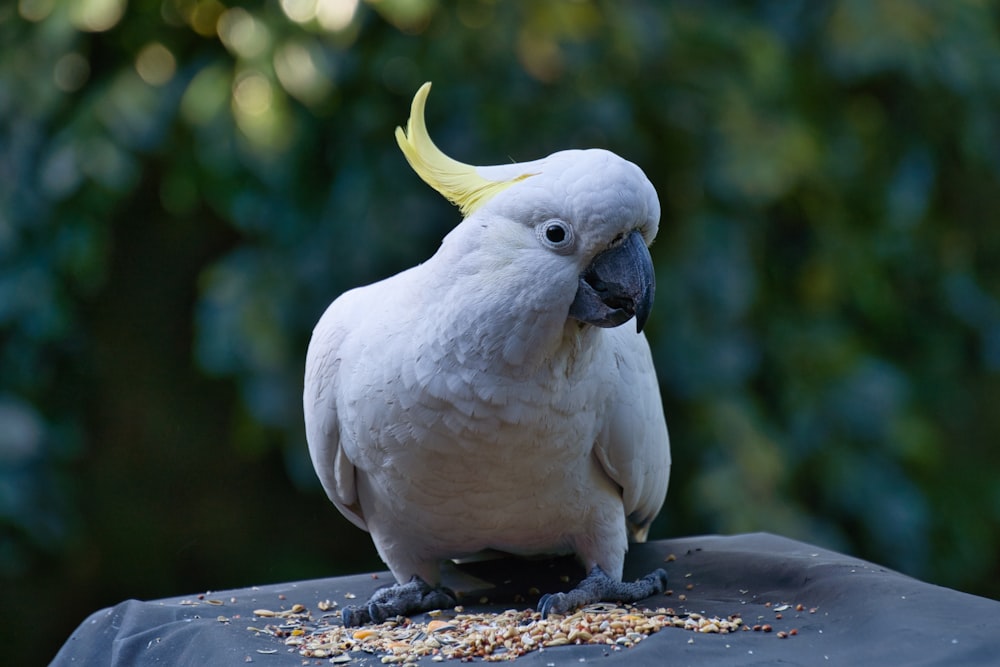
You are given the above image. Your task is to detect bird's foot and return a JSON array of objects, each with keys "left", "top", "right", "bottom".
[
  {"left": 537, "top": 565, "right": 668, "bottom": 618},
  {"left": 342, "top": 576, "right": 457, "bottom": 627}
]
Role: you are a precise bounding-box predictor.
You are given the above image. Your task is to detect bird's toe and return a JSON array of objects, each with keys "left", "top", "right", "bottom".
[
  {"left": 642, "top": 568, "right": 669, "bottom": 592},
  {"left": 537, "top": 592, "right": 567, "bottom": 618},
  {"left": 341, "top": 605, "right": 371, "bottom": 627}
]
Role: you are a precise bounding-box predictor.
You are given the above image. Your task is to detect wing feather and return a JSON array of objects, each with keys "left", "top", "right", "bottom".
[
  {"left": 303, "top": 291, "right": 368, "bottom": 532},
  {"left": 593, "top": 327, "right": 671, "bottom": 541}
]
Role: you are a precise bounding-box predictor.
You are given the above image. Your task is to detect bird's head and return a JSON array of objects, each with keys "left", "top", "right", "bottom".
[{"left": 396, "top": 82, "right": 659, "bottom": 333}]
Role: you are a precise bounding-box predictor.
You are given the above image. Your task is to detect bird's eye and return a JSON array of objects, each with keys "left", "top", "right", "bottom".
[{"left": 537, "top": 219, "right": 574, "bottom": 253}]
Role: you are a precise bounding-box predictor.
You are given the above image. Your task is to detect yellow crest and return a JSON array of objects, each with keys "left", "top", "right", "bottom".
[{"left": 395, "top": 82, "right": 535, "bottom": 217}]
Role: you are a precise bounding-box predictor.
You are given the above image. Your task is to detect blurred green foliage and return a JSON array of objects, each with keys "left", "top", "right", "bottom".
[{"left": 3, "top": 0, "right": 1000, "bottom": 661}]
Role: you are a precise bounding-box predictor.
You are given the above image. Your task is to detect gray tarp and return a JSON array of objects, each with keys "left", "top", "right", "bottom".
[{"left": 52, "top": 533, "right": 1000, "bottom": 666}]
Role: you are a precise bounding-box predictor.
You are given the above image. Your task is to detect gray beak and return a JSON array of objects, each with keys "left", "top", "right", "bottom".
[{"left": 568, "top": 230, "right": 655, "bottom": 333}]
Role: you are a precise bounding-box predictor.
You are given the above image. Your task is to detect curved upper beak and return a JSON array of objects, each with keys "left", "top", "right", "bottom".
[{"left": 568, "top": 230, "right": 655, "bottom": 333}]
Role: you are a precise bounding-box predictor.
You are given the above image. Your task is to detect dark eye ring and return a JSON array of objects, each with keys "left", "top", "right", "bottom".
[{"left": 537, "top": 219, "right": 574, "bottom": 253}]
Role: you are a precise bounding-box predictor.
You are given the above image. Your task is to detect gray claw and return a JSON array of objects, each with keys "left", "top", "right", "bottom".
[
  {"left": 535, "top": 566, "right": 669, "bottom": 618},
  {"left": 342, "top": 576, "right": 457, "bottom": 627}
]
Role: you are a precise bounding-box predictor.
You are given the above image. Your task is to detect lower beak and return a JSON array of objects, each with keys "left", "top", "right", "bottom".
[{"left": 568, "top": 230, "right": 655, "bottom": 333}]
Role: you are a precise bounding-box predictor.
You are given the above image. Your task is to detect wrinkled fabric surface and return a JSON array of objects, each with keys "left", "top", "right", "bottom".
[{"left": 53, "top": 533, "right": 1000, "bottom": 666}]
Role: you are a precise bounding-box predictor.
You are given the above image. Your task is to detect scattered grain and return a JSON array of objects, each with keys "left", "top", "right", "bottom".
[
  {"left": 245, "top": 587, "right": 814, "bottom": 663},
  {"left": 252, "top": 601, "right": 756, "bottom": 662}
]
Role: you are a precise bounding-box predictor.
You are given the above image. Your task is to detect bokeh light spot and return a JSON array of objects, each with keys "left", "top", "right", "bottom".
[
  {"left": 316, "top": 0, "right": 358, "bottom": 32},
  {"left": 274, "top": 40, "right": 333, "bottom": 106},
  {"left": 53, "top": 53, "right": 91, "bottom": 92},
  {"left": 189, "top": 0, "right": 225, "bottom": 37},
  {"left": 218, "top": 8, "right": 271, "bottom": 60},
  {"left": 180, "top": 64, "right": 230, "bottom": 126},
  {"left": 516, "top": 30, "right": 564, "bottom": 83},
  {"left": 18, "top": 0, "right": 55, "bottom": 22},
  {"left": 135, "top": 42, "right": 177, "bottom": 86},
  {"left": 368, "top": 0, "right": 434, "bottom": 34},
  {"left": 232, "top": 70, "right": 273, "bottom": 117},
  {"left": 70, "top": 0, "right": 126, "bottom": 32},
  {"left": 280, "top": 0, "right": 316, "bottom": 24}
]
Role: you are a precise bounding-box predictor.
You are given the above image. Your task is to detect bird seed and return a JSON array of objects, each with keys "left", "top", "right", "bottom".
[{"left": 251, "top": 603, "right": 748, "bottom": 662}]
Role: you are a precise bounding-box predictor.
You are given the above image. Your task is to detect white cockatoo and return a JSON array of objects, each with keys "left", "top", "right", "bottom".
[{"left": 305, "top": 83, "right": 671, "bottom": 626}]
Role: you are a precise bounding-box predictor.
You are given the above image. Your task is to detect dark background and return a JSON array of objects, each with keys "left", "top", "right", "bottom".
[{"left": 2, "top": 1, "right": 1000, "bottom": 664}]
